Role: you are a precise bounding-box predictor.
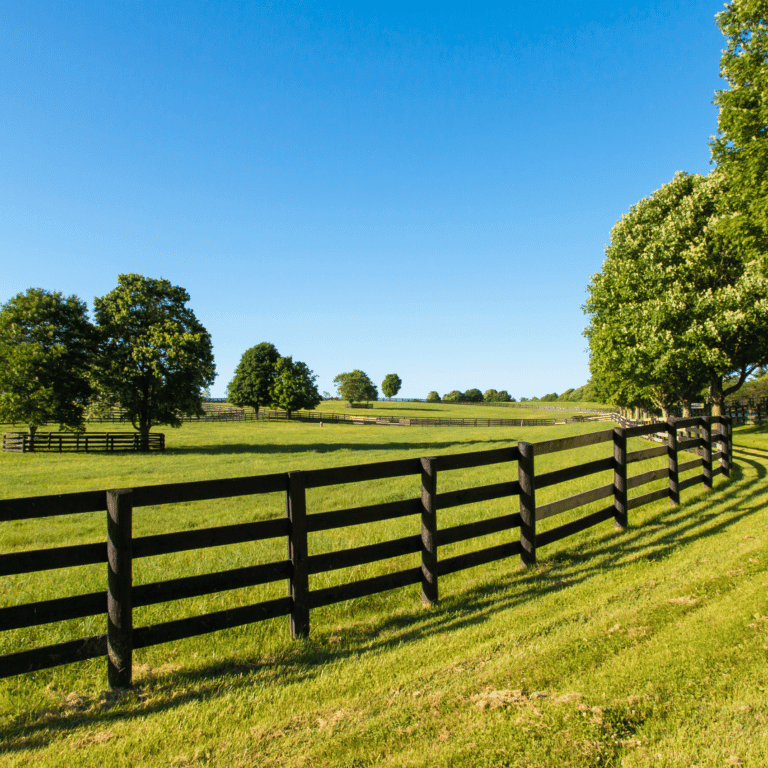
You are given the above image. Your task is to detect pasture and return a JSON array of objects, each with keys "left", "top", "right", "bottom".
[{"left": 1, "top": 409, "right": 766, "bottom": 767}]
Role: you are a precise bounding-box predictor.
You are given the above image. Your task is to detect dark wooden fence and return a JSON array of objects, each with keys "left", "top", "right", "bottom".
[
  {"left": 1, "top": 432, "right": 165, "bottom": 453},
  {"left": 724, "top": 399, "right": 768, "bottom": 426},
  {"left": 0, "top": 416, "right": 731, "bottom": 687}
]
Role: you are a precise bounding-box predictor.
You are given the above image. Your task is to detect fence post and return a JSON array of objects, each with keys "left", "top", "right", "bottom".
[
  {"left": 287, "top": 471, "right": 310, "bottom": 638},
  {"left": 518, "top": 442, "right": 536, "bottom": 566},
  {"left": 702, "top": 416, "right": 713, "bottom": 490},
  {"left": 420, "top": 457, "right": 438, "bottom": 605},
  {"left": 667, "top": 419, "right": 679, "bottom": 507},
  {"left": 107, "top": 488, "right": 133, "bottom": 689},
  {"left": 613, "top": 428, "right": 628, "bottom": 529},
  {"left": 721, "top": 416, "right": 732, "bottom": 478}
]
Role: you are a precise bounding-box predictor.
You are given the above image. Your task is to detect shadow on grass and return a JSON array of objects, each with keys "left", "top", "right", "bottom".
[
  {"left": 2, "top": 448, "right": 766, "bottom": 752},
  {"left": 164, "top": 437, "right": 518, "bottom": 456}
]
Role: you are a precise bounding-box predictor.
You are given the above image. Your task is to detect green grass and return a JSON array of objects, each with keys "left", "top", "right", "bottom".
[{"left": 1, "top": 412, "right": 764, "bottom": 767}]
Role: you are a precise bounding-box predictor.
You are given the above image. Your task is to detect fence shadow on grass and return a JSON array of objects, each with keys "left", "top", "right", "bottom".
[
  {"left": 2, "top": 446, "right": 763, "bottom": 753},
  {"left": 164, "top": 437, "right": 519, "bottom": 456}
]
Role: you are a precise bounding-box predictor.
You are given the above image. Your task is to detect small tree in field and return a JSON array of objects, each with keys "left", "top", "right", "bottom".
[
  {"left": 0, "top": 288, "right": 96, "bottom": 445},
  {"left": 270, "top": 356, "right": 321, "bottom": 418},
  {"left": 483, "top": 389, "right": 499, "bottom": 402},
  {"left": 464, "top": 388, "right": 483, "bottom": 402},
  {"left": 443, "top": 390, "right": 464, "bottom": 402},
  {"left": 334, "top": 370, "right": 378, "bottom": 404},
  {"left": 94, "top": 274, "right": 215, "bottom": 450},
  {"left": 497, "top": 390, "right": 511, "bottom": 402},
  {"left": 426, "top": 391, "right": 440, "bottom": 402},
  {"left": 227, "top": 342, "right": 281, "bottom": 415},
  {"left": 382, "top": 373, "right": 402, "bottom": 399}
]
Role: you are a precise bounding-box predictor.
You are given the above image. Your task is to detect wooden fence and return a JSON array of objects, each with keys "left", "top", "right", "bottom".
[
  {"left": 1, "top": 432, "right": 165, "bottom": 453},
  {"left": 0, "top": 416, "right": 731, "bottom": 688}
]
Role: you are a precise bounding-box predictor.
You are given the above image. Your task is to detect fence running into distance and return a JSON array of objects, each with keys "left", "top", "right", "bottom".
[
  {"left": 1, "top": 432, "right": 165, "bottom": 453},
  {"left": 0, "top": 416, "right": 731, "bottom": 688}
]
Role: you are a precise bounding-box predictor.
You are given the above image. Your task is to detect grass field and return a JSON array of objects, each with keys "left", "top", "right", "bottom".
[{"left": 1, "top": 408, "right": 765, "bottom": 767}]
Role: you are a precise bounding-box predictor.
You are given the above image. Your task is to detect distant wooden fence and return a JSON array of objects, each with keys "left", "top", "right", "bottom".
[
  {"left": 724, "top": 399, "right": 768, "bottom": 426},
  {"left": 1, "top": 432, "right": 165, "bottom": 454},
  {"left": 0, "top": 416, "right": 731, "bottom": 688}
]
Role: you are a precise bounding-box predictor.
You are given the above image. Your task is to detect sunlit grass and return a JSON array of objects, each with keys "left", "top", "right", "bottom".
[{"left": 1, "top": 415, "right": 760, "bottom": 768}]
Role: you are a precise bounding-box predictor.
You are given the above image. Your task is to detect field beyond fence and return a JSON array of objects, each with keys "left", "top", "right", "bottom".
[{"left": 0, "top": 416, "right": 730, "bottom": 689}]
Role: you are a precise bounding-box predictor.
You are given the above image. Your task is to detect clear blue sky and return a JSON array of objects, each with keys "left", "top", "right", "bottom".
[{"left": 1, "top": 1, "right": 725, "bottom": 399}]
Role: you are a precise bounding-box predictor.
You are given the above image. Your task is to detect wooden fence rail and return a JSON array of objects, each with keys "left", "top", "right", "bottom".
[
  {"left": 2, "top": 432, "right": 165, "bottom": 453},
  {"left": 0, "top": 417, "right": 731, "bottom": 687}
]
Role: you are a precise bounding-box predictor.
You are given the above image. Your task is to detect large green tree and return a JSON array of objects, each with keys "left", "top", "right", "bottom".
[
  {"left": 269, "top": 356, "right": 321, "bottom": 418},
  {"left": 93, "top": 274, "right": 216, "bottom": 449},
  {"left": 711, "top": 0, "right": 768, "bottom": 265},
  {"left": 584, "top": 171, "right": 768, "bottom": 416},
  {"left": 0, "top": 288, "right": 95, "bottom": 444},
  {"left": 381, "top": 373, "right": 402, "bottom": 399},
  {"left": 227, "top": 342, "right": 281, "bottom": 415},
  {"left": 334, "top": 370, "right": 378, "bottom": 404}
]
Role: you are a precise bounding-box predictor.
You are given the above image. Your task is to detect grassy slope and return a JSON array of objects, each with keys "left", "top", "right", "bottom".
[{"left": 0, "top": 414, "right": 766, "bottom": 767}]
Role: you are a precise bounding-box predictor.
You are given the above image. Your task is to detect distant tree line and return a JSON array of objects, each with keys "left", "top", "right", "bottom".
[{"left": 0, "top": 274, "right": 216, "bottom": 449}]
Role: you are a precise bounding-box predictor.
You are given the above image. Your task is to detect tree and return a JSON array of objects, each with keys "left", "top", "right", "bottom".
[
  {"left": 269, "top": 356, "right": 321, "bottom": 418},
  {"left": 711, "top": 0, "right": 768, "bottom": 267},
  {"left": 0, "top": 288, "right": 95, "bottom": 444},
  {"left": 426, "top": 391, "right": 441, "bottom": 402},
  {"left": 464, "top": 388, "right": 483, "bottom": 402},
  {"left": 227, "top": 342, "right": 280, "bottom": 415},
  {"left": 497, "top": 390, "right": 512, "bottom": 402},
  {"left": 584, "top": 171, "right": 768, "bottom": 416},
  {"left": 483, "top": 389, "right": 499, "bottom": 402},
  {"left": 443, "top": 390, "right": 464, "bottom": 402},
  {"left": 382, "top": 373, "right": 402, "bottom": 399},
  {"left": 333, "top": 370, "right": 378, "bottom": 403},
  {"left": 93, "top": 274, "right": 216, "bottom": 449}
]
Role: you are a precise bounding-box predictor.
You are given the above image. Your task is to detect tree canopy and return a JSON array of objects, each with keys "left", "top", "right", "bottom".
[
  {"left": 463, "top": 388, "right": 483, "bottom": 402},
  {"left": 270, "top": 356, "right": 321, "bottom": 417},
  {"left": 93, "top": 274, "right": 216, "bottom": 447},
  {"left": 334, "top": 370, "right": 378, "bottom": 403},
  {"left": 0, "top": 288, "right": 95, "bottom": 439},
  {"left": 711, "top": 0, "right": 768, "bottom": 265},
  {"left": 426, "top": 391, "right": 441, "bottom": 402},
  {"left": 381, "top": 373, "right": 402, "bottom": 399},
  {"left": 227, "top": 342, "right": 281, "bottom": 415},
  {"left": 443, "top": 390, "right": 464, "bottom": 402},
  {"left": 584, "top": 171, "right": 768, "bottom": 415}
]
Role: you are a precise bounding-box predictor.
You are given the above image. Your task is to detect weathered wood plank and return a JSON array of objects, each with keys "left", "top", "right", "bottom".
[
  {"left": 627, "top": 467, "right": 669, "bottom": 491},
  {"left": 436, "top": 513, "right": 522, "bottom": 546},
  {"left": 678, "top": 458, "right": 703, "bottom": 473},
  {"left": 132, "top": 518, "right": 288, "bottom": 559},
  {"left": 535, "top": 483, "right": 613, "bottom": 522},
  {"left": 626, "top": 422, "right": 667, "bottom": 438},
  {"left": 535, "top": 456, "right": 614, "bottom": 490},
  {"left": 131, "top": 473, "right": 287, "bottom": 507},
  {"left": 0, "top": 635, "right": 107, "bottom": 679},
  {"left": 307, "top": 535, "right": 421, "bottom": 574},
  {"left": 536, "top": 505, "right": 615, "bottom": 547},
  {"left": 679, "top": 474, "right": 704, "bottom": 492},
  {"left": 438, "top": 541, "right": 521, "bottom": 576},
  {"left": 0, "top": 542, "right": 106, "bottom": 576},
  {"left": 432, "top": 446, "right": 519, "bottom": 471},
  {"left": 627, "top": 487, "right": 669, "bottom": 510},
  {"left": 133, "top": 597, "right": 293, "bottom": 649},
  {"left": 133, "top": 561, "right": 291, "bottom": 606},
  {"left": 0, "top": 592, "right": 106, "bottom": 630},
  {"left": 627, "top": 445, "right": 668, "bottom": 463},
  {"left": 534, "top": 429, "right": 613, "bottom": 456},
  {"left": 306, "top": 498, "right": 422, "bottom": 532},
  {"left": 0, "top": 490, "right": 108, "bottom": 522},
  {"left": 302, "top": 458, "right": 422, "bottom": 488},
  {"left": 435, "top": 480, "right": 520, "bottom": 509},
  {"left": 308, "top": 567, "right": 422, "bottom": 608}
]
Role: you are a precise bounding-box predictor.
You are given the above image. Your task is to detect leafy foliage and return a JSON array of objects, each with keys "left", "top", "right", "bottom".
[
  {"left": 334, "top": 370, "right": 378, "bottom": 403},
  {"left": 711, "top": 0, "right": 768, "bottom": 266},
  {"left": 381, "top": 373, "right": 402, "bottom": 399},
  {"left": 443, "top": 390, "right": 464, "bottom": 402},
  {"left": 269, "top": 356, "right": 321, "bottom": 417},
  {"left": 463, "top": 388, "right": 483, "bottom": 402},
  {"left": 0, "top": 288, "right": 95, "bottom": 436},
  {"left": 93, "top": 274, "right": 216, "bottom": 444},
  {"left": 426, "top": 391, "right": 441, "bottom": 402},
  {"left": 227, "top": 342, "right": 281, "bottom": 415},
  {"left": 584, "top": 171, "right": 768, "bottom": 415}
]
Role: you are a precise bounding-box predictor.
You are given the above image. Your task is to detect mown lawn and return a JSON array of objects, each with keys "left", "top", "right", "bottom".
[{"left": 0, "top": 414, "right": 765, "bottom": 767}]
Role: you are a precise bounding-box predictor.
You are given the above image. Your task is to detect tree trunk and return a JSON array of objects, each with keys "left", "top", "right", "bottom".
[
  {"left": 682, "top": 401, "right": 692, "bottom": 418},
  {"left": 709, "top": 376, "right": 724, "bottom": 418},
  {"left": 28, "top": 424, "right": 37, "bottom": 452}
]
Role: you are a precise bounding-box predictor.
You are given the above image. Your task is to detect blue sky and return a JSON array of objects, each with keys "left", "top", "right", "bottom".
[{"left": 1, "top": 1, "right": 725, "bottom": 399}]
